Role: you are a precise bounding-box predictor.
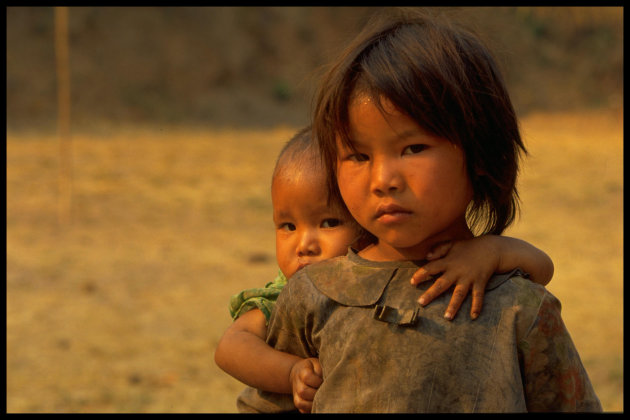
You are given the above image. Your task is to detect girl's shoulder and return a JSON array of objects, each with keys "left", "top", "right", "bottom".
[
  {"left": 489, "top": 270, "right": 561, "bottom": 338},
  {"left": 498, "top": 271, "right": 550, "bottom": 307}
]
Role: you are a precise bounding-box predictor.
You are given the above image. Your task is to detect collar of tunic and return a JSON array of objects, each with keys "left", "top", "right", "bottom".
[{"left": 305, "top": 247, "right": 521, "bottom": 307}]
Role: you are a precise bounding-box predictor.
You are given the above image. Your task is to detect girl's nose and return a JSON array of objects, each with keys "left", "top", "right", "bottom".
[
  {"left": 370, "top": 156, "right": 403, "bottom": 195},
  {"left": 297, "top": 229, "right": 321, "bottom": 257}
]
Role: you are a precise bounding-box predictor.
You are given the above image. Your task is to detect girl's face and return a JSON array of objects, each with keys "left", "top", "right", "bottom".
[
  {"left": 336, "top": 95, "right": 474, "bottom": 261},
  {"left": 272, "top": 170, "right": 361, "bottom": 279}
]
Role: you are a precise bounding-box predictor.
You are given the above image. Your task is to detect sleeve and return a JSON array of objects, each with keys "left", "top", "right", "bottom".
[
  {"left": 228, "top": 270, "right": 287, "bottom": 323},
  {"left": 265, "top": 271, "right": 320, "bottom": 359},
  {"left": 235, "top": 272, "right": 319, "bottom": 413},
  {"left": 518, "top": 291, "right": 602, "bottom": 412}
]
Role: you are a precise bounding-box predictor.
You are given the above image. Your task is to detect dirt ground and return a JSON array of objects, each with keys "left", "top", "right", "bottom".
[{"left": 6, "top": 109, "right": 623, "bottom": 412}]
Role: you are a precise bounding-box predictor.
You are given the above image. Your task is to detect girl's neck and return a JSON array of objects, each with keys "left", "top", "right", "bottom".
[{"left": 359, "top": 221, "right": 474, "bottom": 262}]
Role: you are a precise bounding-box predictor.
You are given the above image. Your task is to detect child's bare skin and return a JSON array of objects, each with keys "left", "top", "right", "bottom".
[
  {"left": 217, "top": 308, "right": 324, "bottom": 413},
  {"left": 288, "top": 357, "right": 323, "bottom": 411},
  {"left": 413, "top": 235, "right": 554, "bottom": 320}
]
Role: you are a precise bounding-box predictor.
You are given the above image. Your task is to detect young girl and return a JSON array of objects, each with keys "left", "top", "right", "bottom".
[
  {"left": 235, "top": 9, "right": 601, "bottom": 412},
  {"left": 215, "top": 127, "right": 555, "bottom": 413}
]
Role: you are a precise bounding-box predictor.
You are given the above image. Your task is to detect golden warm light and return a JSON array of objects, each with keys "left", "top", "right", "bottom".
[{"left": 7, "top": 6, "right": 623, "bottom": 413}]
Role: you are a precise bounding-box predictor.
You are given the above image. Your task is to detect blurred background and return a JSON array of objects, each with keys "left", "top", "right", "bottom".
[
  {"left": 6, "top": 6, "right": 623, "bottom": 131},
  {"left": 6, "top": 6, "right": 623, "bottom": 413}
]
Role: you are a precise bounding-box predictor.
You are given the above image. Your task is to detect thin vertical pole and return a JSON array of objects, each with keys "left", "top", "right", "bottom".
[{"left": 55, "top": 6, "right": 73, "bottom": 225}]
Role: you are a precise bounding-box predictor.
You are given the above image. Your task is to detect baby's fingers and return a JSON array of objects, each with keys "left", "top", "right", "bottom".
[
  {"left": 470, "top": 284, "right": 486, "bottom": 320},
  {"left": 293, "top": 392, "right": 314, "bottom": 414},
  {"left": 410, "top": 268, "right": 431, "bottom": 285},
  {"left": 302, "top": 370, "right": 323, "bottom": 389},
  {"left": 417, "top": 273, "right": 453, "bottom": 306},
  {"left": 293, "top": 379, "right": 317, "bottom": 411},
  {"left": 443, "top": 283, "right": 470, "bottom": 321},
  {"left": 310, "top": 357, "right": 323, "bottom": 378},
  {"left": 300, "top": 358, "right": 322, "bottom": 388},
  {"left": 295, "top": 384, "right": 318, "bottom": 404},
  {"left": 410, "top": 260, "right": 446, "bottom": 286}
]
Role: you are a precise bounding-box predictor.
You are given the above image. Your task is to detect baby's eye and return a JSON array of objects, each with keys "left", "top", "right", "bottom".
[
  {"left": 321, "top": 218, "right": 341, "bottom": 228},
  {"left": 403, "top": 144, "right": 428, "bottom": 155},
  {"left": 279, "top": 223, "right": 296, "bottom": 232}
]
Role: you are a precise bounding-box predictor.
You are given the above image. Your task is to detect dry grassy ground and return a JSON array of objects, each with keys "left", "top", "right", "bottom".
[{"left": 6, "top": 110, "right": 623, "bottom": 413}]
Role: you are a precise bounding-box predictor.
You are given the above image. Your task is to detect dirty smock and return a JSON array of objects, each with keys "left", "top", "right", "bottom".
[{"left": 237, "top": 248, "right": 602, "bottom": 413}]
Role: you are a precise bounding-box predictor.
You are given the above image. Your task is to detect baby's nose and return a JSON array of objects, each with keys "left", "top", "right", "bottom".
[{"left": 297, "top": 231, "right": 321, "bottom": 256}]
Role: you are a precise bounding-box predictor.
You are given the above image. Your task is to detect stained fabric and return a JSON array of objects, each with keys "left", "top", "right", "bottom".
[{"left": 237, "top": 248, "right": 602, "bottom": 413}]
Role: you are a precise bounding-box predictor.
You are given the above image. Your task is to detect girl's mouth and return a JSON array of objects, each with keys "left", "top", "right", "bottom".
[{"left": 375, "top": 203, "right": 412, "bottom": 224}]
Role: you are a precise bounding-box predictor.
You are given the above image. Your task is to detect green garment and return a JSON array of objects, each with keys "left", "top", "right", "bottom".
[{"left": 228, "top": 269, "right": 287, "bottom": 324}]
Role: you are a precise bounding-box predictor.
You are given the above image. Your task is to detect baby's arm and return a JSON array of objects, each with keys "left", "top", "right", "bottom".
[
  {"left": 214, "top": 308, "right": 322, "bottom": 413},
  {"left": 410, "top": 235, "right": 554, "bottom": 320},
  {"left": 215, "top": 308, "right": 300, "bottom": 393}
]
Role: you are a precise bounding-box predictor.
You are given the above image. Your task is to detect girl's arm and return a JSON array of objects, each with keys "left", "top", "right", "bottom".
[
  {"left": 410, "top": 235, "right": 554, "bottom": 320},
  {"left": 214, "top": 308, "right": 322, "bottom": 412}
]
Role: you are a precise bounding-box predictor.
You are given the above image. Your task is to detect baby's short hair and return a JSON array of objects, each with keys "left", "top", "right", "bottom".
[{"left": 272, "top": 126, "right": 321, "bottom": 183}]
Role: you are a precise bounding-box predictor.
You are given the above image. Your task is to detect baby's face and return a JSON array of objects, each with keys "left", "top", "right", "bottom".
[{"left": 272, "top": 171, "right": 360, "bottom": 279}]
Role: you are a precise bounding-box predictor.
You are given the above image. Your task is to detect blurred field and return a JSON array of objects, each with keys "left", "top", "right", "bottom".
[
  {"left": 6, "top": 109, "right": 623, "bottom": 412},
  {"left": 6, "top": 7, "right": 623, "bottom": 130}
]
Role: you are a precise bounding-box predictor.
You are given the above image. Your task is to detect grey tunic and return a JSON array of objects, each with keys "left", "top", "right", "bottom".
[{"left": 237, "top": 248, "right": 601, "bottom": 413}]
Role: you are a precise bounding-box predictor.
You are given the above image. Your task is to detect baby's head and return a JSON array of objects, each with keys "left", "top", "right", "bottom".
[
  {"left": 314, "top": 8, "right": 527, "bottom": 236},
  {"left": 271, "top": 127, "right": 365, "bottom": 279}
]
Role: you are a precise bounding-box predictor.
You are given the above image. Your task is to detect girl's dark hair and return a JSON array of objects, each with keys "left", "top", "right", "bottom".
[{"left": 313, "top": 8, "right": 527, "bottom": 236}]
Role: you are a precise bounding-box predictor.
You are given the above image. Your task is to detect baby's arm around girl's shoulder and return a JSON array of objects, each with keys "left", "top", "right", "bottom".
[
  {"left": 410, "top": 235, "right": 554, "bottom": 320},
  {"left": 483, "top": 235, "right": 554, "bottom": 286}
]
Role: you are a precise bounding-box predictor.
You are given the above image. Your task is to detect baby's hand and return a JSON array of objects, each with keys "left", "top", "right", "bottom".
[
  {"left": 289, "top": 357, "right": 323, "bottom": 413},
  {"left": 410, "top": 237, "right": 500, "bottom": 321}
]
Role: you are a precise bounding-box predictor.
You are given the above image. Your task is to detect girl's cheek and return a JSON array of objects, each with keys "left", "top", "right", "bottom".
[
  {"left": 336, "top": 173, "right": 353, "bottom": 197},
  {"left": 337, "top": 162, "right": 359, "bottom": 182}
]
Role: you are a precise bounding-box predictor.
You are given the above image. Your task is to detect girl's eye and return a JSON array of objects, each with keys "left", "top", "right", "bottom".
[
  {"left": 403, "top": 144, "right": 428, "bottom": 155},
  {"left": 348, "top": 153, "right": 369, "bottom": 162},
  {"left": 279, "top": 223, "right": 296, "bottom": 232},
  {"left": 321, "top": 218, "right": 341, "bottom": 228}
]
